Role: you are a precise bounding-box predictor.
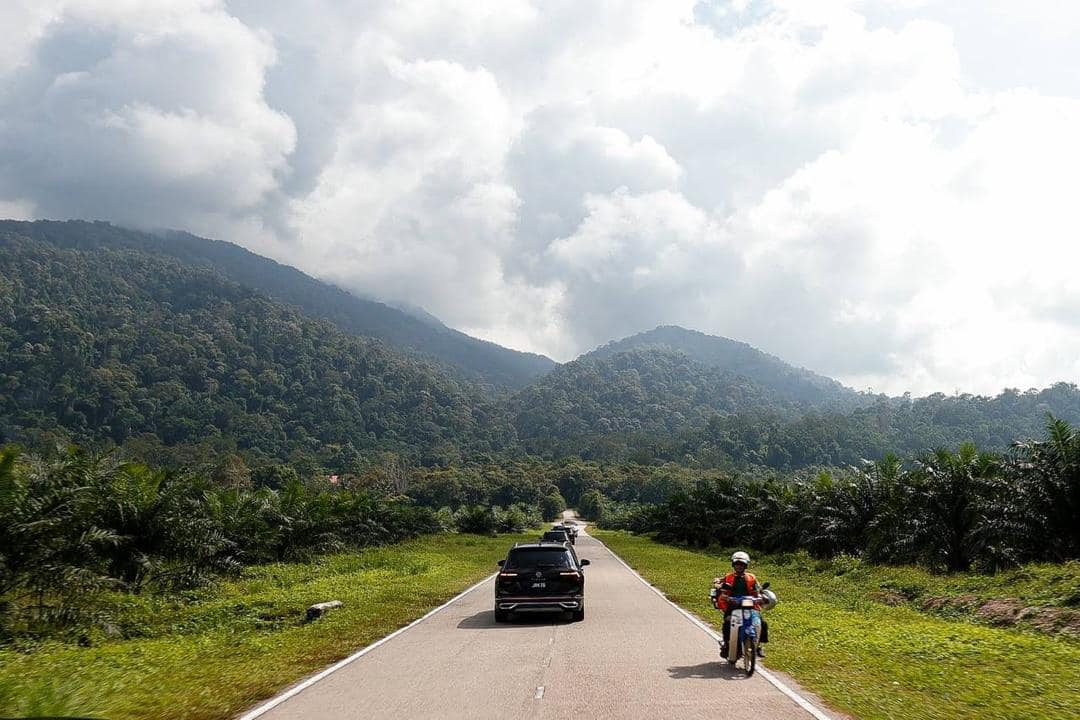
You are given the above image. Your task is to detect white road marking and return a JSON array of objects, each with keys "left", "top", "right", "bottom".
[
  {"left": 535, "top": 686, "right": 546, "bottom": 700},
  {"left": 594, "top": 536, "right": 835, "bottom": 720},
  {"left": 237, "top": 573, "right": 497, "bottom": 720}
]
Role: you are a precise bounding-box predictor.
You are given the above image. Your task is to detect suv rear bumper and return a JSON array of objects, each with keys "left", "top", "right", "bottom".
[{"left": 496, "top": 596, "right": 583, "bottom": 612}]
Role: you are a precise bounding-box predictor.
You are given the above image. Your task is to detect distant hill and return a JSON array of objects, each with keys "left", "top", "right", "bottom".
[
  {"left": 510, "top": 346, "right": 809, "bottom": 458},
  {"left": 0, "top": 230, "right": 515, "bottom": 467},
  {"left": 514, "top": 327, "right": 1080, "bottom": 467},
  {"left": 585, "top": 325, "right": 869, "bottom": 413},
  {"left": 0, "top": 220, "right": 556, "bottom": 390}
]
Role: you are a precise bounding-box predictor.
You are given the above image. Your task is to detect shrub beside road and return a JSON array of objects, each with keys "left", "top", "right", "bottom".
[{"left": 593, "top": 529, "right": 1080, "bottom": 720}]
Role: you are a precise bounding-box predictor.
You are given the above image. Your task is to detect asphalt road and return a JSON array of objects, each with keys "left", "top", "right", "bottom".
[{"left": 253, "top": 528, "right": 827, "bottom": 720}]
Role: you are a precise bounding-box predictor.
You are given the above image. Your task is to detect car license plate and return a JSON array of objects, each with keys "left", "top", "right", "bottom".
[{"left": 532, "top": 582, "right": 546, "bottom": 589}]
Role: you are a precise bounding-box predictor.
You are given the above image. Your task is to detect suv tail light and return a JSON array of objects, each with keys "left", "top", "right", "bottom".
[
  {"left": 499, "top": 572, "right": 518, "bottom": 577},
  {"left": 558, "top": 571, "right": 581, "bottom": 578}
]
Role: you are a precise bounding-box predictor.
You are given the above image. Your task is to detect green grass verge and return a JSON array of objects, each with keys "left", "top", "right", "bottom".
[
  {"left": 0, "top": 532, "right": 532, "bottom": 720},
  {"left": 592, "top": 530, "right": 1080, "bottom": 720}
]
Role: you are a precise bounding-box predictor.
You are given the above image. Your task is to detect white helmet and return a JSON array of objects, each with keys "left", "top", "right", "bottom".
[
  {"left": 761, "top": 588, "right": 778, "bottom": 612},
  {"left": 731, "top": 551, "right": 750, "bottom": 568}
]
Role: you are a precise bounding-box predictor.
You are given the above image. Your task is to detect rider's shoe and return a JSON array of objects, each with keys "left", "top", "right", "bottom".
[{"left": 756, "top": 645, "right": 766, "bottom": 658}]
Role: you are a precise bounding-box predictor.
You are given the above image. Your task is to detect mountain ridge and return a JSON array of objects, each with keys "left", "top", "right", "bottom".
[
  {"left": 0, "top": 229, "right": 514, "bottom": 466},
  {"left": 5, "top": 218, "right": 1080, "bottom": 472},
  {"left": 584, "top": 324, "right": 870, "bottom": 413},
  {"left": 0, "top": 219, "right": 556, "bottom": 390}
]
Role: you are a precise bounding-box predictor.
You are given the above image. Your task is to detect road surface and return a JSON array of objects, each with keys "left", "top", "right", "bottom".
[{"left": 251, "top": 528, "right": 829, "bottom": 719}]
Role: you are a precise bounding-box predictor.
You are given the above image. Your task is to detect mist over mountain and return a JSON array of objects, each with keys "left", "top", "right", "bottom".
[{"left": 0, "top": 220, "right": 556, "bottom": 391}]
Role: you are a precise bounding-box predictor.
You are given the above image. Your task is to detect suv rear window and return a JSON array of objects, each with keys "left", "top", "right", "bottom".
[
  {"left": 506, "top": 548, "right": 573, "bottom": 569},
  {"left": 542, "top": 531, "right": 568, "bottom": 541}
]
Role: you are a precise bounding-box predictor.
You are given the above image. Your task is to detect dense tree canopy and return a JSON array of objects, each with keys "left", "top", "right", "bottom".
[
  {"left": 0, "top": 232, "right": 514, "bottom": 466},
  {"left": 510, "top": 348, "right": 806, "bottom": 457},
  {"left": 510, "top": 347, "right": 1080, "bottom": 468},
  {"left": 0, "top": 220, "right": 555, "bottom": 390},
  {"left": 587, "top": 325, "right": 867, "bottom": 413}
]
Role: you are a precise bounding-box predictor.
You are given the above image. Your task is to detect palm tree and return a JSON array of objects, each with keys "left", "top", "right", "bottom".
[
  {"left": 90, "top": 463, "right": 237, "bottom": 590},
  {"left": 907, "top": 444, "right": 1003, "bottom": 571},
  {"left": 0, "top": 447, "right": 120, "bottom": 628},
  {"left": 1010, "top": 417, "right": 1080, "bottom": 560}
]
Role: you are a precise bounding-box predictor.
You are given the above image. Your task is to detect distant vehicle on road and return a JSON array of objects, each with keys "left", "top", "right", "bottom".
[
  {"left": 495, "top": 543, "right": 590, "bottom": 622},
  {"left": 552, "top": 522, "right": 578, "bottom": 543},
  {"left": 541, "top": 529, "right": 572, "bottom": 544}
]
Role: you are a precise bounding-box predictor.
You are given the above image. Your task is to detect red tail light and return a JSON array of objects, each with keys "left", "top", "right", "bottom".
[{"left": 499, "top": 572, "right": 518, "bottom": 577}]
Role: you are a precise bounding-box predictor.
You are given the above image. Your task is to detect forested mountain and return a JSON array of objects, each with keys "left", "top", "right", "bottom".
[
  {"left": 510, "top": 348, "right": 807, "bottom": 458},
  {"left": 512, "top": 343, "right": 1080, "bottom": 468},
  {"left": 4, "top": 219, "right": 1080, "bottom": 474},
  {"left": 0, "top": 220, "right": 555, "bottom": 390},
  {"left": 0, "top": 231, "right": 514, "bottom": 468},
  {"left": 587, "top": 325, "right": 868, "bottom": 413}
]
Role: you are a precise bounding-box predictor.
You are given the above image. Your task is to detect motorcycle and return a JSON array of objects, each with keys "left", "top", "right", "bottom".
[{"left": 709, "top": 582, "right": 776, "bottom": 677}]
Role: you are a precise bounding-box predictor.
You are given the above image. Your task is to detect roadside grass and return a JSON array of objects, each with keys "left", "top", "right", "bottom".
[
  {"left": 591, "top": 530, "right": 1080, "bottom": 720},
  {"left": 0, "top": 532, "right": 533, "bottom": 720},
  {"left": 745, "top": 551, "right": 1080, "bottom": 631}
]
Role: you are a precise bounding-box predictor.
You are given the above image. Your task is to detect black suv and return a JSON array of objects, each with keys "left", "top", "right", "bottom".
[
  {"left": 541, "top": 529, "right": 572, "bottom": 544},
  {"left": 553, "top": 522, "right": 579, "bottom": 543},
  {"left": 494, "top": 543, "right": 590, "bottom": 622}
]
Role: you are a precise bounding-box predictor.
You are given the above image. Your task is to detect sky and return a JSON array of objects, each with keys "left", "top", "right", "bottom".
[{"left": 2, "top": 0, "right": 1079, "bottom": 396}]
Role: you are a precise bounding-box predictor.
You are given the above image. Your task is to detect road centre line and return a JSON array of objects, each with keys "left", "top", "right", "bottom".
[
  {"left": 590, "top": 532, "right": 835, "bottom": 720},
  {"left": 237, "top": 572, "right": 497, "bottom": 720}
]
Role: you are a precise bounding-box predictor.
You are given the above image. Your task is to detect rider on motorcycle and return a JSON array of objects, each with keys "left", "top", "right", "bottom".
[{"left": 713, "top": 551, "right": 769, "bottom": 658}]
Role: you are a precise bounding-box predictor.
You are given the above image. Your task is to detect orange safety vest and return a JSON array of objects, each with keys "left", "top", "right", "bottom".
[{"left": 714, "top": 571, "right": 759, "bottom": 610}]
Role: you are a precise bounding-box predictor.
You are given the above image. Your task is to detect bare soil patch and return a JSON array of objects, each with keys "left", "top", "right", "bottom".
[
  {"left": 975, "top": 598, "right": 1026, "bottom": 625},
  {"left": 921, "top": 594, "right": 979, "bottom": 612}
]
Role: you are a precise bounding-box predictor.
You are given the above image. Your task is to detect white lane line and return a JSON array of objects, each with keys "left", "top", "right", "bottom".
[
  {"left": 594, "top": 537, "right": 835, "bottom": 720},
  {"left": 534, "top": 686, "right": 546, "bottom": 700},
  {"left": 237, "top": 572, "right": 497, "bottom": 720}
]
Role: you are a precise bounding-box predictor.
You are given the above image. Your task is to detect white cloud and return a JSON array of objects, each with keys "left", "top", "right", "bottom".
[
  {"left": 0, "top": 198, "right": 36, "bottom": 220},
  {"left": 0, "top": 2, "right": 58, "bottom": 76},
  {"left": 2, "top": 0, "right": 1080, "bottom": 395},
  {"left": 0, "top": 0, "right": 295, "bottom": 231}
]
